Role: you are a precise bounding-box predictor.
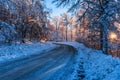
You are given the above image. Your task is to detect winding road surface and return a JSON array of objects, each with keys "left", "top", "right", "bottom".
[{"left": 0, "top": 45, "right": 76, "bottom": 80}]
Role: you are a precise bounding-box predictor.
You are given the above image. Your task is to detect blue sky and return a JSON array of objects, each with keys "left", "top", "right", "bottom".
[{"left": 45, "top": 0, "right": 68, "bottom": 17}]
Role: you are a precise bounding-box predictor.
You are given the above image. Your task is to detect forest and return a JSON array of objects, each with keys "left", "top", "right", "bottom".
[
  {"left": 0, "top": 0, "right": 120, "bottom": 57},
  {"left": 1, "top": 0, "right": 120, "bottom": 80}
]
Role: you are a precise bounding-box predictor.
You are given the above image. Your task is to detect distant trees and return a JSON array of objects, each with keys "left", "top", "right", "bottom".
[
  {"left": 61, "top": 13, "right": 70, "bottom": 41},
  {"left": 52, "top": 16, "right": 60, "bottom": 41},
  {"left": 49, "top": 13, "right": 77, "bottom": 42}
]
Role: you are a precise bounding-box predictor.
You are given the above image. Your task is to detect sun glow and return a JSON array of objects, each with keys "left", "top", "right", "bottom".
[
  {"left": 109, "top": 32, "right": 117, "bottom": 40},
  {"left": 41, "top": 38, "right": 47, "bottom": 42}
]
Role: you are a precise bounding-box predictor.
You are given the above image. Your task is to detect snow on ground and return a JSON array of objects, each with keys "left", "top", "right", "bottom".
[
  {"left": 0, "top": 41, "right": 120, "bottom": 80},
  {"left": 56, "top": 42, "right": 120, "bottom": 80},
  {"left": 83, "top": 48, "right": 120, "bottom": 80},
  {"left": 0, "top": 42, "right": 58, "bottom": 63}
]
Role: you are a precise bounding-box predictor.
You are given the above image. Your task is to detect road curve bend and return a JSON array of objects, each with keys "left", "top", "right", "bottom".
[{"left": 0, "top": 45, "right": 77, "bottom": 80}]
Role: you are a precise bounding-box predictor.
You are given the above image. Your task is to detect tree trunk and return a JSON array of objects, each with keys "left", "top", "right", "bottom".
[
  {"left": 66, "top": 26, "right": 68, "bottom": 41},
  {"left": 101, "top": 21, "right": 108, "bottom": 54},
  {"left": 71, "top": 30, "right": 72, "bottom": 41},
  {"left": 62, "top": 30, "right": 64, "bottom": 41}
]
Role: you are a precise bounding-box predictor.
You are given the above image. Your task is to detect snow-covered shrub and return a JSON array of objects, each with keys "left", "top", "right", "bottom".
[{"left": 0, "top": 21, "right": 17, "bottom": 43}]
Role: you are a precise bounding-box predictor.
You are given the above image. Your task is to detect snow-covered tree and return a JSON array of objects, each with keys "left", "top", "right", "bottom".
[
  {"left": 0, "top": 0, "right": 49, "bottom": 43},
  {"left": 0, "top": 21, "right": 17, "bottom": 43},
  {"left": 53, "top": 0, "right": 120, "bottom": 54}
]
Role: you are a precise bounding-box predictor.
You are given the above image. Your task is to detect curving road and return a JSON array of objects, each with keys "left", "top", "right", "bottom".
[{"left": 0, "top": 45, "right": 76, "bottom": 80}]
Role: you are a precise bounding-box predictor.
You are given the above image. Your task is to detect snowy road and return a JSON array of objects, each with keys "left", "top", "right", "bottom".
[{"left": 0, "top": 45, "right": 76, "bottom": 80}]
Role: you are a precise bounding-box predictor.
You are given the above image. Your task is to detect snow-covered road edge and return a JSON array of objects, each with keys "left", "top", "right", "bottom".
[
  {"left": 53, "top": 42, "right": 86, "bottom": 80},
  {"left": 0, "top": 42, "right": 59, "bottom": 63}
]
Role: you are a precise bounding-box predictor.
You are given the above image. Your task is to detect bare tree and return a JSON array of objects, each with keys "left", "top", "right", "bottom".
[
  {"left": 52, "top": 16, "right": 60, "bottom": 41},
  {"left": 61, "top": 13, "right": 71, "bottom": 41}
]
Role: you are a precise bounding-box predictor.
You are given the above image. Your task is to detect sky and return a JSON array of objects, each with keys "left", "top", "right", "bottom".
[{"left": 45, "top": 0, "right": 68, "bottom": 17}]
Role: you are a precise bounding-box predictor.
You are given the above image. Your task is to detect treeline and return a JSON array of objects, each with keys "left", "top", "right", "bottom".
[{"left": 0, "top": 0, "right": 48, "bottom": 44}]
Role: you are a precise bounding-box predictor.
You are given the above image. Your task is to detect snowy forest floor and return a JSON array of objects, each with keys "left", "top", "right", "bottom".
[{"left": 0, "top": 42, "right": 120, "bottom": 80}]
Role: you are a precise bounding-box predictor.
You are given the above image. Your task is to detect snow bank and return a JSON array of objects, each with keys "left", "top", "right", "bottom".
[
  {"left": 0, "top": 42, "right": 58, "bottom": 63},
  {"left": 83, "top": 48, "right": 120, "bottom": 80},
  {"left": 54, "top": 42, "right": 120, "bottom": 80}
]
